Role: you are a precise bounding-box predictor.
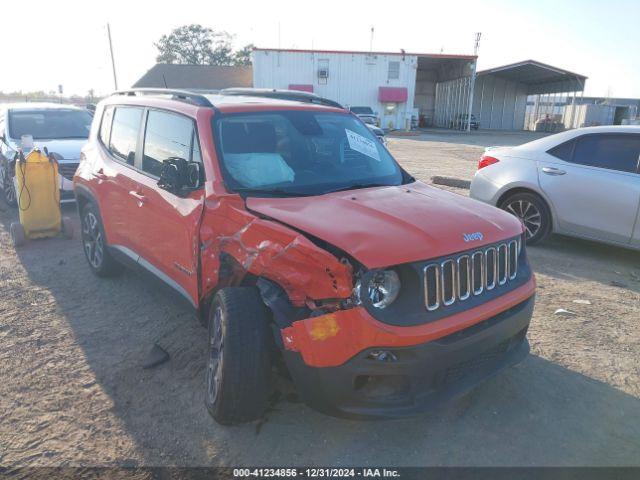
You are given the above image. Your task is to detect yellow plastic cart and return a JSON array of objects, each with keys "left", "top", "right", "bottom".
[{"left": 10, "top": 149, "right": 73, "bottom": 247}]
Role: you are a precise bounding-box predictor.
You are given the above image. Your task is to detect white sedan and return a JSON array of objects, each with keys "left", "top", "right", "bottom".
[{"left": 470, "top": 126, "right": 640, "bottom": 248}]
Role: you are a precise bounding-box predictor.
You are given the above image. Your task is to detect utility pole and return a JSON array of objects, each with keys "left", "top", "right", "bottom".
[
  {"left": 369, "top": 26, "right": 374, "bottom": 53},
  {"left": 466, "top": 32, "right": 481, "bottom": 132},
  {"left": 107, "top": 23, "right": 118, "bottom": 91}
]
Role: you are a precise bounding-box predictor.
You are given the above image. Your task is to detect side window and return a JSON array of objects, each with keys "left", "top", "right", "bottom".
[
  {"left": 547, "top": 139, "right": 575, "bottom": 161},
  {"left": 572, "top": 134, "right": 640, "bottom": 173},
  {"left": 388, "top": 61, "right": 400, "bottom": 80},
  {"left": 109, "top": 107, "right": 143, "bottom": 166},
  {"left": 99, "top": 106, "right": 114, "bottom": 146},
  {"left": 142, "top": 110, "right": 193, "bottom": 178}
]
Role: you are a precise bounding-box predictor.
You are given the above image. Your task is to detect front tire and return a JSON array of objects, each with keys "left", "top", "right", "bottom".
[
  {"left": 499, "top": 191, "right": 551, "bottom": 245},
  {"left": 80, "top": 203, "right": 121, "bottom": 276},
  {"left": 205, "top": 287, "right": 272, "bottom": 425}
]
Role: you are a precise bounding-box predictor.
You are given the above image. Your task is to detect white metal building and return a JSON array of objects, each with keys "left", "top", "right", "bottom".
[
  {"left": 252, "top": 49, "right": 588, "bottom": 131},
  {"left": 252, "top": 48, "right": 476, "bottom": 129}
]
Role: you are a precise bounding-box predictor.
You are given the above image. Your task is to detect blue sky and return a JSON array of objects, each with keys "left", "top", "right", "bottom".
[{"left": 4, "top": 0, "right": 639, "bottom": 97}]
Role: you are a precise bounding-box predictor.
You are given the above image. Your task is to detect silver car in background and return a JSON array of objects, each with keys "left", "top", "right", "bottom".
[
  {"left": 470, "top": 126, "right": 640, "bottom": 249},
  {"left": 0, "top": 103, "right": 92, "bottom": 206}
]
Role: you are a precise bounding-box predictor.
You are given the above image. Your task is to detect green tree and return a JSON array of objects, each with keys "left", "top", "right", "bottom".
[
  {"left": 155, "top": 24, "right": 253, "bottom": 66},
  {"left": 233, "top": 43, "right": 255, "bottom": 66}
]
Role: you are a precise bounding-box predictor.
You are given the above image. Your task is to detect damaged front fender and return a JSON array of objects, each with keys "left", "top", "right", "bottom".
[{"left": 199, "top": 196, "right": 353, "bottom": 307}]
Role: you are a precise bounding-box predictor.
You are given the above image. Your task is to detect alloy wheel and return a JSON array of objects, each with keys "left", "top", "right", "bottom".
[
  {"left": 82, "top": 212, "right": 104, "bottom": 268},
  {"left": 206, "top": 306, "right": 224, "bottom": 406},
  {"left": 504, "top": 199, "right": 541, "bottom": 240},
  {"left": 3, "top": 173, "right": 16, "bottom": 204}
]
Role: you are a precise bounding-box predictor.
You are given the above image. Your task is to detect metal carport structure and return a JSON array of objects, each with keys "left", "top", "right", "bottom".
[
  {"left": 434, "top": 59, "right": 587, "bottom": 131},
  {"left": 474, "top": 60, "right": 587, "bottom": 131}
]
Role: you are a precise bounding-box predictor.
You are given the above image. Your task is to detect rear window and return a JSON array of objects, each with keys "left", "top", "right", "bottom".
[
  {"left": 99, "top": 106, "right": 114, "bottom": 146},
  {"left": 8, "top": 109, "right": 92, "bottom": 140},
  {"left": 109, "top": 107, "right": 143, "bottom": 165},
  {"left": 350, "top": 106, "right": 374, "bottom": 115},
  {"left": 547, "top": 139, "right": 575, "bottom": 161}
]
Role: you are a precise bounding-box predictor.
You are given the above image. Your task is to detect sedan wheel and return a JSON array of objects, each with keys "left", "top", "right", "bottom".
[
  {"left": 2, "top": 170, "right": 17, "bottom": 207},
  {"left": 500, "top": 192, "right": 551, "bottom": 245},
  {"left": 504, "top": 199, "right": 541, "bottom": 239}
]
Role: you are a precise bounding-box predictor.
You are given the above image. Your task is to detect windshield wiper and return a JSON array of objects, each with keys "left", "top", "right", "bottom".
[
  {"left": 234, "top": 187, "right": 315, "bottom": 197},
  {"left": 322, "top": 183, "right": 393, "bottom": 194}
]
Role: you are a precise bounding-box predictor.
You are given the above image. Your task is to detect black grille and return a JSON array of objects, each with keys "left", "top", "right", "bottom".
[{"left": 58, "top": 163, "right": 79, "bottom": 181}]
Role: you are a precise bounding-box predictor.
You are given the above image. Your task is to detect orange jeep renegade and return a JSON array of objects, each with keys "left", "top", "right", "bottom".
[{"left": 74, "top": 88, "right": 535, "bottom": 424}]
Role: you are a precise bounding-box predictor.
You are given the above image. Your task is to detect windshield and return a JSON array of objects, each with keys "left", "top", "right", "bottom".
[
  {"left": 8, "top": 109, "right": 92, "bottom": 140},
  {"left": 214, "top": 111, "right": 405, "bottom": 196},
  {"left": 350, "top": 106, "right": 374, "bottom": 115}
]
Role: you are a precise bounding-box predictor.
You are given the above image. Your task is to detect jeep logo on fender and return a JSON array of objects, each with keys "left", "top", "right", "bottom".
[{"left": 463, "top": 232, "right": 484, "bottom": 242}]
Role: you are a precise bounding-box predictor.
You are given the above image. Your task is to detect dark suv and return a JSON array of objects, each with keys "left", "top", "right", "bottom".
[{"left": 74, "top": 88, "right": 534, "bottom": 424}]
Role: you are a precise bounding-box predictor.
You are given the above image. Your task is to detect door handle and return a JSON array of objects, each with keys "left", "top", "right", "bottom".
[
  {"left": 129, "top": 190, "right": 146, "bottom": 204},
  {"left": 542, "top": 167, "right": 566, "bottom": 176}
]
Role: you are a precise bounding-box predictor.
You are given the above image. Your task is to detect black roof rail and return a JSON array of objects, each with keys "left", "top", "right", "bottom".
[
  {"left": 112, "top": 88, "right": 213, "bottom": 107},
  {"left": 220, "top": 88, "right": 344, "bottom": 109}
]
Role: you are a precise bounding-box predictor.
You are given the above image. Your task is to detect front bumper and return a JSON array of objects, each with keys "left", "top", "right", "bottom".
[{"left": 282, "top": 293, "right": 534, "bottom": 419}]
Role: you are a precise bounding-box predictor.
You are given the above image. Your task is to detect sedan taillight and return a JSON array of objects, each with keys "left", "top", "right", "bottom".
[{"left": 478, "top": 155, "right": 499, "bottom": 170}]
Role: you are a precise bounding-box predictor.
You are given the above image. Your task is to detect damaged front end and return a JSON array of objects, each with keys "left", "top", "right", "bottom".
[
  {"left": 198, "top": 196, "right": 535, "bottom": 419},
  {"left": 198, "top": 195, "right": 358, "bottom": 318}
]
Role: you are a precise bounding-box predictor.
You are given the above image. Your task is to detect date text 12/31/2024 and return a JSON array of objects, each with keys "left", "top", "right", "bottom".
[{"left": 233, "top": 468, "right": 401, "bottom": 478}]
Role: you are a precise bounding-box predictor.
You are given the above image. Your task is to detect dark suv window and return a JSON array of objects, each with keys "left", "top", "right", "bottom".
[
  {"left": 142, "top": 110, "right": 194, "bottom": 178},
  {"left": 572, "top": 134, "right": 640, "bottom": 173},
  {"left": 109, "top": 107, "right": 143, "bottom": 165}
]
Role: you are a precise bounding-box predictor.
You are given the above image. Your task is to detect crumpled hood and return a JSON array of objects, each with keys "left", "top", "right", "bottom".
[
  {"left": 8, "top": 138, "right": 86, "bottom": 162},
  {"left": 247, "top": 181, "right": 523, "bottom": 268}
]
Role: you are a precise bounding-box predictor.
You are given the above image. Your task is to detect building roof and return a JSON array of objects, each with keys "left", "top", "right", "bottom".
[
  {"left": 254, "top": 47, "right": 476, "bottom": 60},
  {"left": 477, "top": 60, "right": 587, "bottom": 94},
  {"left": 132, "top": 64, "right": 252, "bottom": 90}
]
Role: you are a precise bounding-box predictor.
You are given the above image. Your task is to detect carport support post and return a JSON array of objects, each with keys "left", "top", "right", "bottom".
[
  {"left": 577, "top": 80, "right": 585, "bottom": 127},
  {"left": 532, "top": 94, "right": 540, "bottom": 131},
  {"left": 466, "top": 59, "right": 477, "bottom": 132},
  {"left": 568, "top": 90, "right": 577, "bottom": 129}
]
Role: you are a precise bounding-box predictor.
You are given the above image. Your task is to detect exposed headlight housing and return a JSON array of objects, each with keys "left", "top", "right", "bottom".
[{"left": 354, "top": 269, "right": 401, "bottom": 309}]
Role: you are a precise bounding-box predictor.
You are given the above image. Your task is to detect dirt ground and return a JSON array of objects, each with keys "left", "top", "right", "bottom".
[{"left": 1, "top": 131, "right": 639, "bottom": 468}]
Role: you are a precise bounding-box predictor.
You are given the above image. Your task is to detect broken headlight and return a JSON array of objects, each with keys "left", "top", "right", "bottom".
[{"left": 354, "top": 269, "right": 401, "bottom": 309}]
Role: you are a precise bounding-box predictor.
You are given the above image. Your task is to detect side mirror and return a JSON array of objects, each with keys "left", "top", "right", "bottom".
[{"left": 157, "top": 157, "right": 201, "bottom": 196}]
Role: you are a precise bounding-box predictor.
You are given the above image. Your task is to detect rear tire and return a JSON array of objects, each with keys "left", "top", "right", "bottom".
[
  {"left": 80, "top": 203, "right": 121, "bottom": 276},
  {"left": 205, "top": 287, "right": 272, "bottom": 425},
  {"left": 10, "top": 222, "right": 26, "bottom": 247},
  {"left": 499, "top": 191, "right": 551, "bottom": 245}
]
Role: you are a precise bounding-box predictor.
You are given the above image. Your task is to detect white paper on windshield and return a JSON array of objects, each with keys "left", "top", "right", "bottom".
[{"left": 345, "top": 129, "right": 380, "bottom": 161}]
